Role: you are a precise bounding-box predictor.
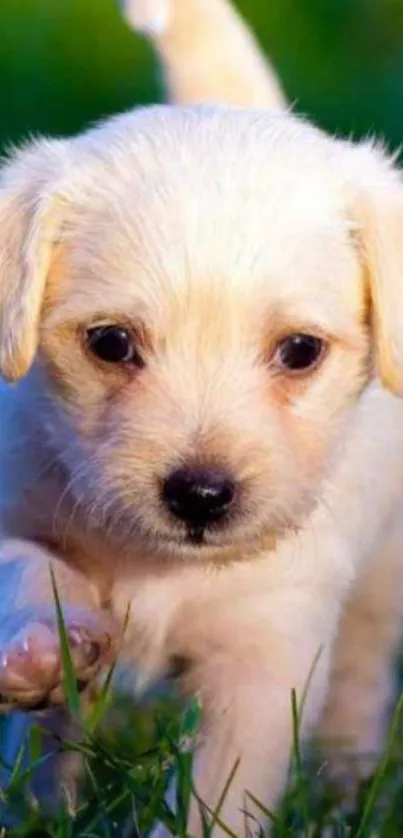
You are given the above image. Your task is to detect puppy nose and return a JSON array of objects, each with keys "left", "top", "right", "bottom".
[{"left": 162, "top": 468, "right": 235, "bottom": 527}]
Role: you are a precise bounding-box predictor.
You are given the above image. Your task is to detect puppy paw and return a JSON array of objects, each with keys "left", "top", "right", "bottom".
[
  {"left": 321, "top": 748, "right": 380, "bottom": 808},
  {"left": 0, "top": 609, "right": 116, "bottom": 710}
]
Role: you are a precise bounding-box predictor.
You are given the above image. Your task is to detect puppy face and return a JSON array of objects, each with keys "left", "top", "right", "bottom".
[{"left": 1, "top": 108, "right": 402, "bottom": 560}]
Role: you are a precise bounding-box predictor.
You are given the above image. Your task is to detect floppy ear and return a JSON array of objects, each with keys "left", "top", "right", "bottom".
[
  {"left": 346, "top": 143, "right": 403, "bottom": 396},
  {"left": 0, "top": 140, "right": 67, "bottom": 382}
]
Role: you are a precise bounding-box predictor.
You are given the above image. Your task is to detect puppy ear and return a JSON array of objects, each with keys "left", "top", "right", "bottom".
[
  {"left": 121, "top": 0, "right": 287, "bottom": 109},
  {"left": 346, "top": 144, "right": 403, "bottom": 396},
  {"left": 0, "top": 140, "right": 67, "bottom": 382}
]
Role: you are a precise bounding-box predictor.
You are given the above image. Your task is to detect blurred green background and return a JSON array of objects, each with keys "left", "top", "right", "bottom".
[{"left": 0, "top": 0, "right": 402, "bottom": 154}]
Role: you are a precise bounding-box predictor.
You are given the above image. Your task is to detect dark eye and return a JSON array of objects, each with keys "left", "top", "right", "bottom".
[
  {"left": 86, "top": 325, "right": 145, "bottom": 367},
  {"left": 274, "top": 334, "right": 324, "bottom": 372}
]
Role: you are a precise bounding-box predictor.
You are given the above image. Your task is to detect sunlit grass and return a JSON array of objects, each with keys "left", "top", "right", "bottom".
[
  {"left": 1, "top": 593, "right": 403, "bottom": 836},
  {"left": 1, "top": 683, "right": 403, "bottom": 837}
]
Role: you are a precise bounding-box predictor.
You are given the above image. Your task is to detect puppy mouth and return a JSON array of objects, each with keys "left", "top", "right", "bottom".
[
  {"left": 162, "top": 516, "right": 278, "bottom": 559},
  {"left": 186, "top": 525, "right": 207, "bottom": 545},
  {"left": 178, "top": 513, "right": 248, "bottom": 549},
  {"left": 157, "top": 519, "right": 231, "bottom": 551}
]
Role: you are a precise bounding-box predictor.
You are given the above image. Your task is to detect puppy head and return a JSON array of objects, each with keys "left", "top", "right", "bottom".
[{"left": 1, "top": 108, "right": 402, "bottom": 560}]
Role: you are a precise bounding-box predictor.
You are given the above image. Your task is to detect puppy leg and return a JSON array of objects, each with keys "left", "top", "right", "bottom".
[
  {"left": 319, "top": 519, "right": 403, "bottom": 795},
  {"left": 121, "top": 0, "right": 286, "bottom": 108},
  {"left": 0, "top": 538, "right": 116, "bottom": 818},
  {"left": 0, "top": 538, "right": 116, "bottom": 708},
  {"left": 154, "top": 589, "right": 334, "bottom": 837}
]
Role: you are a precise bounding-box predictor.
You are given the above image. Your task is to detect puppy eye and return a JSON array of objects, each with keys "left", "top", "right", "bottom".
[
  {"left": 274, "top": 334, "right": 324, "bottom": 372},
  {"left": 86, "top": 325, "right": 145, "bottom": 368}
]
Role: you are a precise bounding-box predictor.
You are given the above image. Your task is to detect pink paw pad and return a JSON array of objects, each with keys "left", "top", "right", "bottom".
[{"left": 0, "top": 614, "right": 115, "bottom": 709}]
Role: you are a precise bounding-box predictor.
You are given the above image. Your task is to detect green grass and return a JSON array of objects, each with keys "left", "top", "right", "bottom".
[
  {"left": 1, "top": 682, "right": 403, "bottom": 837},
  {"left": 2, "top": 598, "right": 403, "bottom": 837}
]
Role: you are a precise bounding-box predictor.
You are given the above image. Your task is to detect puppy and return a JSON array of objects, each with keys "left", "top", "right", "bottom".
[{"left": 1, "top": 0, "right": 403, "bottom": 834}]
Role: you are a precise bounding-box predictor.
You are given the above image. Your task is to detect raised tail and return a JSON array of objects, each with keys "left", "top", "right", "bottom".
[{"left": 120, "top": 0, "right": 287, "bottom": 109}]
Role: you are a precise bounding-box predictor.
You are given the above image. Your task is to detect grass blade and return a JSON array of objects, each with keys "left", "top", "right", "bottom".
[
  {"left": 356, "top": 692, "right": 403, "bottom": 838},
  {"left": 50, "top": 564, "right": 81, "bottom": 718}
]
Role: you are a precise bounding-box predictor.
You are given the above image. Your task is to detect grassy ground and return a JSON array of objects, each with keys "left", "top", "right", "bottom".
[
  {"left": 1, "top": 597, "right": 403, "bottom": 837},
  {"left": 2, "top": 676, "right": 403, "bottom": 837}
]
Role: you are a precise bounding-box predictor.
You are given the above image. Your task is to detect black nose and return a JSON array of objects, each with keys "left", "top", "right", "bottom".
[{"left": 162, "top": 468, "right": 236, "bottom": 528}]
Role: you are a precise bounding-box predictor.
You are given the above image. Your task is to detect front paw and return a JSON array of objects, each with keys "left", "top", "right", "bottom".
[{"left": 0, "top": 608, "right": 117, "bottom": 710}]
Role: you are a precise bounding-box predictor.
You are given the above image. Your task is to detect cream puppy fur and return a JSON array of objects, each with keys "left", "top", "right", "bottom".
[
  {"left": 1, "top": 0, "right": 403, "bottom": 835},
  {"left": 121, "top": 0, "right": 286, "bottom": 108}
]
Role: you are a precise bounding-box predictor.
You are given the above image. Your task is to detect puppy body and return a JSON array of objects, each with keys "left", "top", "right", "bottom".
[
  {"left": 1, "top": 2, "right": 403, "bottom": 834},
  {"left": 2, "top": 325, "right": 403, "bottom": 834}
]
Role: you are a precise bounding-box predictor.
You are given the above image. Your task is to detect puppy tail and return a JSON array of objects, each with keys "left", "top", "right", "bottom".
[{"left": 119, "top": 0, "right": 287, "bottom": 109}]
